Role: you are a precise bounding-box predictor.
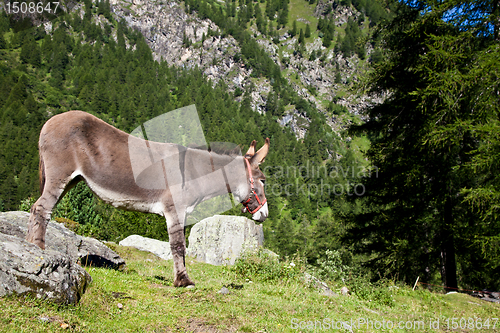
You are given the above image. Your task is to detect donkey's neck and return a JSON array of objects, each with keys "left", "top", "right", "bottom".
[{"left": 183, "top": 149, "right": 248, "bottom": 204}]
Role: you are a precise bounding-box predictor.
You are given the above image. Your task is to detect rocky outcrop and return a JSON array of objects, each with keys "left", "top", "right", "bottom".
[
  {"left": 0, "top": 211, "right": 126, "bottom": 270},
  {"left": 472, "top": 291, "right": 500, "bottom": 303},
  {"left": 0, "top": 211, "right": 128, "bottom": 303},
  {"left": 99, "top": 0, "right": 384, "bottom": 137},
  {"left": 186, "top": 215, "right": 264, "bottom": 265},
  {"left": 314, "top": 0, "right": 359, "bottom": 26},
  {"left": 119, "top": 234, "right": 172, "bottom": 260},
  {"left": 0, "top": 232, "right": 91, "bottom": 305},
  {"left": 108, "top": 0, "right": 267, "bottom": 107}
]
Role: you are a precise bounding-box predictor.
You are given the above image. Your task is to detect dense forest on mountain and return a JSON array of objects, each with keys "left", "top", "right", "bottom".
[{"left": 1, "top": 0, "right": 499, "bottom": 292}]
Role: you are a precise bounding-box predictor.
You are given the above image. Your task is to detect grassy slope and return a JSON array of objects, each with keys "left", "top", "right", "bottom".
[{"left": 1, "top": 246, "right": 499, "bottom": 332}]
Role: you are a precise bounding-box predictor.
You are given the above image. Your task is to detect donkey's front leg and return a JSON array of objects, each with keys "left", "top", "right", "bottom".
[{"left": 166, "top": 213, "right": 194, "bottom": 287}]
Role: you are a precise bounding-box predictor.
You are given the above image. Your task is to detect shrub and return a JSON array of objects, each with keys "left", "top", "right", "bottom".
[
  {"left": 229, "top": 249, "right": 305, "bottom": 283},
  {"left": 18, "top": 196, "right": 36, "bottom": 212},
  {"left": 348, "top": 277, "right": 396, "bottom": 307},
  {"left": 314, "top": 249, "right": 348, "bottom": 282},
  {"left": 54, "top": 217, "right": 80, "bottom": 233}
]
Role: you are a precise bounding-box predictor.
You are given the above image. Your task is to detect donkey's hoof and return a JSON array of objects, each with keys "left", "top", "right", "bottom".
[
  {"left": 174, "top": 276, "right": 195, "bottom": 287},
  {"left": 26, "top": 236, "right": 45, "bottom": 250}
]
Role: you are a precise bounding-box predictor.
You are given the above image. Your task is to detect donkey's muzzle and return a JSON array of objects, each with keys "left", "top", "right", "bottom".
[{"left": 252, "top": 202, "right": 268, "bottom": 222}]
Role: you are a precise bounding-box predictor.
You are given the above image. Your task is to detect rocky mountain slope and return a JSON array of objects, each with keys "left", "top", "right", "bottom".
[
  {"left": 101, "top": 0, "right": 384, "bottom": 136},
  {"left": 108, "top": 0, "right": 267, "bottom": 107}
]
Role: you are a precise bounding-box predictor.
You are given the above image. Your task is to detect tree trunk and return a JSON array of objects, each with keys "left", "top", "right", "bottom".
[
  {"left": 440, "top": 197, "right": 458, "bottom": 292},
  {"left": 493, "top": 0, "right": 500, "bottom": 42}
]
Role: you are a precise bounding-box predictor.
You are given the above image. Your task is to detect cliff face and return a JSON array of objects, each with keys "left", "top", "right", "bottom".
[
  {"left": 109, "top": 0, "right": 271, "bottom": 113},
  {"left": 109, "top": 1, "right": 237, "bottom": 74}
]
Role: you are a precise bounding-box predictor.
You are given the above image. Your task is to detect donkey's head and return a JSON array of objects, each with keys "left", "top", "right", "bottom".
[{"left": 241, "top": 138, "right": 269, "bottom": 222}]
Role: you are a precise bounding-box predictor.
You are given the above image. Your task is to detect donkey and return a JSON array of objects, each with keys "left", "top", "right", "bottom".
[{"left": 26, "top": 110, "right": 269, "bottom": 287}]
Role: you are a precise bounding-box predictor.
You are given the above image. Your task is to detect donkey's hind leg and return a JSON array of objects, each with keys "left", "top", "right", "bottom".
[{"left": 26, "top": 177, "right": 79, "bottom": 249}]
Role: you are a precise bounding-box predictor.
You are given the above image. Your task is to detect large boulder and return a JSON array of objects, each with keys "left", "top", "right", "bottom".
[
  {"left": 0, "top": 211, "right": 125, "bottom": 270},
  {"left": 0, "top": 232, "right": 91, "bottom": 304},
  {"left": 186, "top": 215, "right": 264, "bottom": 265},
  {"left": 119, "top": 235, "right": 172, "bottom": 260},
  {"left": 116, "top": 216, "right": 264, "bottom": 266}
]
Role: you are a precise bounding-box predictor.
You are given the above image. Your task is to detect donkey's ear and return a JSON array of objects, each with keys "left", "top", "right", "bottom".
[
  {"left": 245, "top": 140, "right": 257, "bottom": 157},
  {"left": 250, "top": 138, "right": 270, "bottom": 166}
]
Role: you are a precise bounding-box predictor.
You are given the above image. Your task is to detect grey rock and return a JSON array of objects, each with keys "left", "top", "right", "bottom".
[
  {"left": 0, "top": 233, "right": 91, "bottom": 304},
  {"left": 186, "top": 215, "right": 264, "bottom": 265},
  {"left": 340, "top": 286, "right": 349, "bottom": 295},
  {"left": 119, "top": 235, "right": 172, "bottom": 260},
  {"left": 0, "top": 211, "right": 125, "bottom": 270},
  {"left": 218, "top": 287, "right": 230, "bottom": 295},
  {"left": 481, "top": 297, "right": 500, "bottom": 303},
  {"left": 118, "top": 216, "right": 269, "bottom": 266},
  {"left": 472, "top": 290, "right": 500, "bottom": 303},
  {"left": 322, "top": 289, "right": 338, "bottom": 297},
  {"left": 261, "top": 248, "right": 279, "bottom": 260},
  {"left": 304, "top": 272, "right": 338, "bottom": 297}
]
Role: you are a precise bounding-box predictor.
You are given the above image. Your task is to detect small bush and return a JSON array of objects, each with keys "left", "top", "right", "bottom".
[
  {"left": 18, "top": 196, "right": 36, "bottom": 212},
  {"left": 229, "top": 249, "right": 305, "bottom": 283},
  {"left": 307, "top": 85, "right": 317, "bottom": 96},
  {"left": 313, "top": 249, "right": 348, "bottom": 282},
  {"left": 349, "top": 277, "right": 396, "bottom": 307},
  {"left": 234, "top": 87, "right": 244, "bottom": 97},
  {"left": 308, "top": 250, "right": 395, "bottom": 306},
  {"left": 54, "top": 217, "right": 80, "bottom": 233}
]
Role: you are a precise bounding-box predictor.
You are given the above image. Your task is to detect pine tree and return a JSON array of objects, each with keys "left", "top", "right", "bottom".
[
  {"left": 335, "top": 71, "right": 341, "bottom": 84},
  {"left": 298, "top": 28, "right": 304, "bottom": 44},
  {"left": 305, "top": 24, "right": 311, "bottom": 38},
  {"left": 291, "top": 20, "right": 297, "bottom": 36},
  {"left": 20, "top": 34, "right": 35, "bottom": 64},
  {"left": 0, "top": 34, "right": 6, "bottom": 49},
  {"left": 323, "top": 30, "right": 332, "bottom": 48},
  {"left": 277, "top": 4, "right": 288, "bottom": 28},
  {"left": 317, "top": 17, "right": 324, "bottom": 31},
  {"left": 350, "top": 0, "right": 500, "bottom": 290}
]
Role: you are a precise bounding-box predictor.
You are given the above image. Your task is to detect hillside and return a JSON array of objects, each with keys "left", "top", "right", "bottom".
[
  {"left": 107, "top": 0, "right": 390, "bottom": 135},
  {"left": 2, "top": 0, "right": 500, "bottom": 303},
  {"left": 1, "top": 246, "right": 499, "bottom": 332}
]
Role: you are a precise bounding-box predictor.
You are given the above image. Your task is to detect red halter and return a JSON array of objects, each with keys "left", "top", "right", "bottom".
[{"left": 242, "top": 158, "right": 267, "bottom": 214}]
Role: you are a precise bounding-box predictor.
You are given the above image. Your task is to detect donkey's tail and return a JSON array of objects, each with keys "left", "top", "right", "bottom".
[{"left": 39, "top": 151, "right": 46, "bottom": 194}]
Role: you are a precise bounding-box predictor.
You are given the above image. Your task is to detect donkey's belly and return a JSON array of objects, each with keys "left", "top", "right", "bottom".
[{"left": 84, "top": 177, "right": 164, "bottom": 215}]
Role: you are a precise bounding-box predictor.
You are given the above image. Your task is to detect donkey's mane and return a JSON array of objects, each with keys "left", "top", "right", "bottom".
[{"left": 188, "top": 144, "right": 242, "bottom": 157}]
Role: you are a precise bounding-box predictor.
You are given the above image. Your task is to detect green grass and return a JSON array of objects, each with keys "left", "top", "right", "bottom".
[
  {"left": 1, "top": 246, "right": 499, "bottom": 332},
  {"left": 289, "top": 0, "right": 317, "bottom": 33},
  {"left": 348, "top": 135, "right": 370, "bottom": 164}
]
